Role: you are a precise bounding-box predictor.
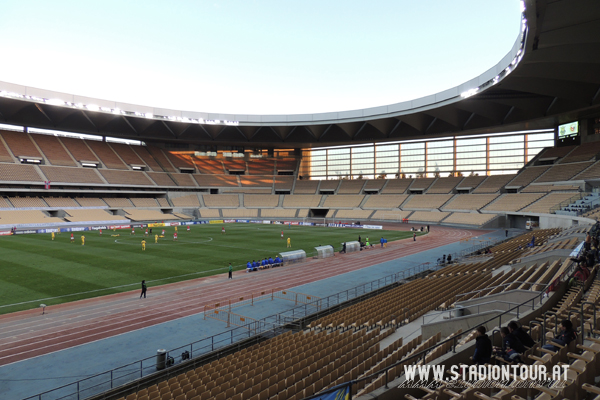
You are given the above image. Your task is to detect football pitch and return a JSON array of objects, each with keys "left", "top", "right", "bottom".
[{"left": 0, "top": 224, "right": 421, "bottom": 314}]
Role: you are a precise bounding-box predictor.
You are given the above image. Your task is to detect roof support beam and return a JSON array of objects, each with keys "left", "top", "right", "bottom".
[
  {"left": 502, "top": 106, "right": 515, "bottom": 124},
  {"left": 121, "top": 116, "right": 137, "bottom": 134},
  {"left": 81, "top": 111, "right": 97, "bottom": 130},
  {"left": 425, "top": 117, "right": 437, "bottom": 133},
  {"left": 592, "top": 86, "right": 600, "bottom": 104},
  {"left": 35, "top": 104, "right": 53, "bottom": 123},
  {"left": 353, "top": 122, "right": 368, "bottom": 138},
  {"left": 545, "top": 97, "right": 558, "bottom": 115},
  {"left": 463, "top": 112, "right": 475, "bottom": 129},
  {"left": 161, "top": 121, "right": 177, "bottom": 138}
]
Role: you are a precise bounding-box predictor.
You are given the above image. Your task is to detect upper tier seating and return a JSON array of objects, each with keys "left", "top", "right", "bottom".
[
  {"left": 559, "top": 140, "right": 600, "bottom": 163},
  {"left": 130, "top": 198, "right": 159, "bottom": 207},
  {"left": 471, "top": 174, "right": 515, "bottom": 193},
  {"left": 426, "top": 177, "right": 462, "bottom": 193},
  {"left": 85, "top": 140, "right": 128, "bottom": 169},
  {"left": 247, "top": 159, "right": 274, "bottom": 175},
  {"left": 195, "top": 159, "right": 224, "bottom": 174},
  {"left": 363, "top": 179, "right": 387, "bottom": 191},
  {"left": 124, "top": 209, "right": 180, "bottom": 221},
  {"left": 334, "top": 209, "right": 373, "bottom": 219},
  {"left": 164, "top": 152, "right": 195, "bottom": 170},
  {"left": 43, "top": 197, "right": 79, "bottom": 208},
  {"left": 75, "top": 198, "right": 107, "bottom": 207},
  {"left": 60, "top": 137, "right": 98, "bottom": 163},
  {"left": 380, "top": 179, "right": 412, "bottom": 194},
  {"left": 370, "top": 210, "right": 406, "bottom": 220},
  {"left": 8, "top": 197, "right": 47, "bottom": 208},
  {"left": 406, "top": 211, "right": 450, "bottom": 222},
  {"left": 443, "top": 212, "right": 497, "bottom": 226},
  {"left": 157, "top": 198, "right": 170, "bottom": 207},
  {"left": 239, "top": 176, "right": 273, "bottom": 187},
  {"left": 244, "top": 195, "right": 279, "bottom": 208},
  {"left": 198, "top": 209, "right": 220, "bottom": 218},
  {"left": 132, "top": 146, "right": 162, "bottom": 172},
  {"left": 146, "top": 172, "right": 177, "bottom": 186},
  {"left": 203, "top": 194, "right": 239, "bottom": 208},
  {"left": 171, "top": 195, "right": 200, "bottom": 207},
  {"left": 274, "top": 176, "right": 294, "bottom": 191},
  {"left": 222, "top": 159, "right": 246, "bottom": 173},
  {"left": 260, "top": 209, "right": 298, "bottom": 218},
  {"left": 276, "top": 159, "right": 297, "bottom": 172},
  {"left": 322, "top": 195, "right": 364, "bottom": 208},
  {"left": 574, "top": 160, "right": 600, "bottom": 180},
  {"left": 521, "top": 184, "right": 581, "bottom": 192},
  {"left": 103, "top": 198, "right": 133, "bottom": 207},
  {"left": 337, "top": 180, "right": 366, "bottom": 194},
  {"left": 0, "top": 197, "right": 13, "bottom": 208},
  {"left": 293, "top": 180, "right": 319, "bottom": 194},
  {"left": 227, "top": 188, "right": 272, "bottom": 194},
  {"left": 402, "top": 194, "right": 453, "bottom": 210},
  {"left": 194, "top": 174, "right": 239, "bottom": 187},
  {"left": 0, "top": 163, "right": 42, "bottom": 182},
  {"left": 65, "top": 209, "right": 128, "bottom": 222},
  {"left": 362, "top": 194, "right": 408, "bottom": 209},
  {"left": 535, "top": 161, "right": 593, "bottom": 182},
  {"left": 507, "top": 166, "right": 551, "bottom": 187},
  {"left": 441, "top": 194, "right": 499, "bottom": 211},
  {"left": 318, "top": 180, "right": 340, "bottom": 191},
  {"left": 146, "top": 146, "right": 176, "bottom": 172},
  {"left": 31, "top": 134, "right": 76, "bottom": 166},
  {"left": 1, "top": 131, "right": 42, "bottom": 159},
  {"left": 40, "top": 166, "right": 103, "bottom": 184},
  {"left": 109, "top": 143, "right": 148, "bottom": 168},
  {"left": 520, "top": 192, "right": 579, "bottom": 213},
  {"left": 538, "top": 145, "right": 575, "bottom": 160},
  {"left": 283, "top": 195, "right": 322, "bottom": 208},
  {"left": 455, "top": 175, "right": 485, "bottom": 190},
  {"left": 409, "top": 178, "right": 435, "bottom": 190},
  {"left": 99, "top": 170, "right": 154, "bottom": 186},
  {"left": 169, "top": 173, "right": 197, "bottom": 187},
  {"left": 483, "top": 193, "right": 545, "bottom": 212},
  {"left": 0, "top": 210, "right": 64, "bottom": 225},
  {"left": 0, "top": 134, "right": 14, "bottom": 162}
]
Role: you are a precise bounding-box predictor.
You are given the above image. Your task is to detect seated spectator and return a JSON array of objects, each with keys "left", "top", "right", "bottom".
[
  {"left": 447, "top": 254, "right": 452, "bottom": 264},
  {"left": 268, "top": 256, "right": 274, "bottom": 267},
  {"left": 507, "top": 321, "right": 535, "bottom": 348},
  {"left": 542, "top": 319, "right": 576, "bottom": 351},
  {"left": 261, "top": 258, "right": 267, "bottom": 269},
  {"left": 473, "top": 326, "right": 492, "bottom": 365},
  {"left": 493, "top": 327, "right": 525, "bottom": 363},
  {"left": 274, "top": 256, "right": 282, "bottom": 266},
  {"left": 246, "top": 261, "right": 253, "bottom": 272},
  {"left": 252, "top": 260, "right": 259, "bottom": 271}
]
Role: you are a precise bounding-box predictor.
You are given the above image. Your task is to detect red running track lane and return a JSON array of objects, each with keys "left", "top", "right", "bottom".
[{"left": 0, "top": 225, "right": 489, "bottom": 366}]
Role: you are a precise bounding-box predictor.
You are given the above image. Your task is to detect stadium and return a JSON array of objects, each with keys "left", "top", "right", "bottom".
[{"left": 1, "top": 0, "right": 600, "bottom": 399}]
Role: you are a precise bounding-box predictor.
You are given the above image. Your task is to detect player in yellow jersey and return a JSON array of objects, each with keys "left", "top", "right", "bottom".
[
  {"left": 155, "top": 234, "right": 158, "bottom": 243},
  {"left": 287, "top": 237, "right": 291, "bottom": 248},
  {"left": 141, "top": 239, "right": 146, "bottom": 251},
  {"left": 51, "top": 232, "right": 55, "bottom": 241},
  {"left": 81, "top": 235, "right": 85, "bottom": 246},
  {"left": 175, "top": 226, "right": 177, "bottom": 232}
]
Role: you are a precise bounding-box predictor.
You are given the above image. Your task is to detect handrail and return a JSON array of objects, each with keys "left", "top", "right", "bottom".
[{"left": 422, "top": 298, "right": 536, "bottom": 325}]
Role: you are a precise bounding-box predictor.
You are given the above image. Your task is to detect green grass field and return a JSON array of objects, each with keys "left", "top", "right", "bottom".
[{"left": 0, "top": 224, "right": 421, "bottom": 314}]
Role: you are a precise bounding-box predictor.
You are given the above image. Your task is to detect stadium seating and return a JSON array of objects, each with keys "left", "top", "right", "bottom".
[
  {"left": 164, "top": 151, "right": 195, "bottom": 170},
  {"left": 507, "top": 165, "right": 551, "bottom": 187},
  {"left": 318, "top": 180, "right": 341, "bottom": 192},
  {"left": 171, "top": 195, "right": 201, "bottom": 207},
  {"left": 194, "top": 174, "right": 239, "bottom": 187},
  {"left": 65, "top": 209, "right": 128, "bottom": 223},
  {"left": 442, "top": 212, "right": 497, "bottom": 226},
  {"left": 196, "top": 159, "right": 225, "bottom": 174},
  {"left": 274, "top": 176, "right": 294, "bottom": 191},
  {"left": 0, "top": 133, "right": 15, "bottom": 162},
  {"left": 75, "top": 197, "right": 107, "bottom": 207},
  {"left": 0, "top": 210, "right": 64, "bottom": 225},
  {"left": 1, "top": 131, "right": 43, "bottom": 159},
  {"left": 334, "top": 209, "right": 373, "bottom": 219},
  {"left": 260, "top": 209, "right": 298, "bottom": 218},
  {"left": 441, "top": 194, "right": 498, "bottom": 211},
  {"left": 275, "top": 159, "right": 297, "bottom": 173},
  {"left": 362, "top": 179, "right": 386, "bottom": 192},
  {"left": 483, "top": 193, "right": 544, "bottom": 212},
  {"left": 31, "top": 134, "right": 77, "bottom": 166},
  {"left": 337, "top": 180, "right": 366, "bottom": 194},
  {"left": 247, "top": 159, "right": 274, "bottom": 175},
  {"left": 133, "top": 145, "right": 163, "bottom": 172},
  {"left": 147, "top": 146, "right": 176, "bottom": 172},
  {"left": 0, "top": 163, "right": 42, "bottom": 182},
  {"left": 406, "top": 211, "right": 450, "bottom": 222},
  {"left": 380, "top": 179, "right": 412, "bottom": 194},
  {"left": 362, "top": 194, "right": 408, "bottom": 209},
  {"left": 108, "top": 143, "right": 148, "bottom": 169},
  {"left": 454, "top": 175, "right": 485, "bottom": 191},
  {"left": 370, "top": 210, "right": 407, "bottom": 221},
  {"left": 293, "top": 180, "right": 319, "bottom": 194},
  {"left": 169, "top": 173, "right": 197, "bottom": 187},
  {"left": 402, "top": 194, "right": 453, "bottom": 210},
  {"left": 283, "top": 195, "right": 322, "bottom": 208},
  {"left": 409, "top": 178, "right": 435, "bottom": 191},
  {"left": 244, "top": 195, "right": 279, "bottom": 208},
  {"left": 99, "top": 170, "right": 155, "bottom": 186},
  {"left": 239, "top": 175, "right": 273, "bottom": 187},
  {"left": 198, "top": 209, "right": 220, "bottom": 218},
  {"left": 426, "top": 176, "right": 462, "bottom": 193},
  {"left": 521, "top": 183, "right": 581, "bottom": 192},
  {"left": 86, "top": 140, "right": 128, "bottom": 169},
  {"left": 0, "top": 197, "right": 13, "bottom": 208},
  {"left": 124, "top": 209, "right": 181, "bottom": 221},
  {"left": 559, "top": 140, "right": 600, "bottom": 163},
  {"left": 221, "top": 209, "right": 259, "bottom": 218},
  {"left": 222, "top": 159, "right": 246, "bottom": 173},
  {"left": 146, "top": 172, "right": 177, "bottom": 186},
  {"left": 203, "top": 194, "right": 240, "bottom": 208},
  {"left": 8, "top": 197, "right": 47, "bottom": 208},
  {"left": 322, "top": 195, "right": 364, "bottom": 208},
  {"left": 43, "top": 197, "right": 80, "bottom": 208},
  {"left": 520, "top": 192, "right": 580, "bottom": 213},
  {"left": 535, "top": 161, "right": 593, "bottom": 182},
  {"left": 472, "top": 174, "right": 515, "bottom": 193},
  {"left": 157, "top": 198, "right": 170, "bottom": 207},
  {"left": 103, "top": 198, "right": 134, "bottom": 208},
  {"left": 40, "top": 165, "right": 103, "bottom": 184},
  {"left": 130, "top": 198, "right": 159, "bottom": 208},
  {"left": 574, "top": 160, "right": 600, "bottom": 180},
  {"left": 60, "top": 137, "right": 98, "bottom": 163}
]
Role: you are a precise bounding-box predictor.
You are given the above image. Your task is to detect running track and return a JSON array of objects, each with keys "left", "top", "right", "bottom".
[{"left": 0, "top": 225, "right": 487, "bottom": 367}]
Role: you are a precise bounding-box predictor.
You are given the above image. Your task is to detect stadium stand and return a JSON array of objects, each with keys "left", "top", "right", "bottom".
[
  {"left": 276, "top": 159, "right": 297, "bottom": 172},
  {"left": 132, "top": 145, "right": 162, "bottom": 172},
  {"left": 318, "top": 180, "right": 341, "bottom": 192},
  {"left": 171, "top": 195, "right": 201, "bottom": 207},
  {"left": 244, "top": 195, "right": 279, "bottom": 208},
  {"left": 409, "top": 178, "right": 435, "bottom": 191},
  {"left": 442, "top": 212, "right": 497, "bottom": 226},
  {"left": 483, "top": 193, "right": 545, "bottom": 212},
  {"left": 109, "top": 143, "right": 148, "bottom": 169},
  {"left": 362, "top": 194, "right": 408, "bottom": 209},
  {"left": 247, "top": 159, "right": 274, "bottom": 175},
  {"left": 203, "top": 194, "right": 240, "bottom": 208},
  {"left": 43, "top": 197, "right": 80, "bottom": 208},
  {"left": 31, "top": 134, "right": 76, "bottom": 166},
  {"left": 0, "top": 163, "right": 42, "bottom": 182},
  {"left": 130, "top": 198, "right": 159, "bottom": 208},
  {"left": 64, "top": 209, "right": 128, "bottom": 223},
  {"left": 86, "top": 140, "right": 128, "bottom": 169},
  {"left": 60, "top": 137, "right": 98, "bottom": 163},
  {"left": 0, "top": 210, "right": 64, "bottom": 225},
  {"left": 337, "top": 180, "right": 366, "bottom": 194},
  {"left": 198, "top": 209, "right": 220, "bottom": 218},
  {"left": 506, "top": 165, "right": 551, "bottom": 187},
  {"left": 402, "top": 194, "right": 453, "bottom": 210},
  {"left": 380, "top": 179, "right": 412, "bottom": 194},
  {"left": 293, "top": 180, "right": 319, "bottom": 194},
  {"left": 362, "top": 179, "right": 387, "bottom": 192},
  {"left": 124, "top": 209, "right": 181, "bottom": 221},
  {"left": 0, "top": 131, "right": 43, "bottom": 159},
  {"left": 370, "top": 210, "right": 407, "bottom": 220},
  {"left": 239, "top": 175, "right": 273, "bottom": 187},
  {"left": 8, "top": 196, "right": 47, "bottom": 208},
  {"left": 335, "top": 209, "right": 373, "bottom": 219},
  {"left": 472, "top": 174, "right": 515, "bottom": 193},
  {"left": 559, "top": 140, "right": 600, "bottom": 163},
  {"left": 222, "top": 159, "right": 246, "bottom": 173},
  {"left": 426, "top": 176, "right": 462, "bottom": 193},
  {"left": 157, "top": 198, "right": 170, "bottom": 207},
  {"left": 164, "top": 151, "right": 195, "bottom": 170},
  {"left": 274, "top": 176, "right": 294, "bottom": 191},
  {"left": 74, "top": 197, "right": 107, "bottom": 207},
  {"left": 146, "top": 172, "right": 177, "bottom": 186},
  {"left": 521, "top": 192, "right": 580, "bottom": 213},
  {"left": 455, "top": 175, "right": 486, "bottom": 191},
  {"left": 535, "top": 161, "right": 593, "bottom": 182},
  {"left": 0, "top": 197, "right": 13, "bottom": 208},
  {"left": 441, "top": 194, "right": 499, "bottom": 211},
  {"left": 574, "top": 160, "right": 600, "bottom": 180},
  {"left": 221, "top": 209, "right": 259, "bottom": 218},
  {"left": 322, "top": 195, "right": 364, "bottom": 208},
  {"left": 283, "top": 195, "right": 322, "bottom": 208},
  {"left": 228, "top": 188, "right": 273, "bottom": 194},
  {"left": 537, "top": 144, "right": 575, "bottom": 160},
  {"left": 195, "top": 159, "right": 225, "bottom": 174},
  {"left": 99, "top": 170, "right": 155, "bottom": 186},
  {"left": 260, "top": 209, "right": 298, "bottom": 218},
  {"left": 0, "top": 134, "right": 15, "bottom": 162},
  {"left": 194, "top": 174, "right": 239, "bottom": 187},
  {"left": 169, "top": 173, "right": 198, "bottom": 187},
  {"left": 521, "top": 183, "right": 581, "bottom": 192},
  {"left": 103, "top": 198, "right": 134, "bottom": 208},
  {"left": 406, "top": 211, "right": 450, "bottom": 222},
  {"left": 39, "top": 165, "right": 103, "bottom": 184},
  {"left": 146, "top": 146, "right": 176, "bottom": 172}
]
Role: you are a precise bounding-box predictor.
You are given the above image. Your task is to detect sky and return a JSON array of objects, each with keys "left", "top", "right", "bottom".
[{"left": 0, "top": 1, "right": 522, "bottom": 115}]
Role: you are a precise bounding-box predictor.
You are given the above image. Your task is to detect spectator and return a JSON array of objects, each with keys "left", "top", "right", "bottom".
[
  {"left": 447, "top": 254, "right": 452, "bottom": 264},
  {"left": 585, "top": 232, "right": 592, "bottom": 251},
  {"left": 473, "top": 326, "right": 492, "bottom": 365},
  {"left": 340, "top": 242, "right": 347, "bottom": 254},
  {"left": 542, "top": 320, "right": 576, "bottom": 351},
  {"left": 274, "top": 256, "right": 282, "bottom": 266},
  {"left": 268, "top": 256, "right": 274, "bottom": 267},
  {"left": 507, "top": 321, "right": 535, "bottom": 348},
  {"left": 380, "top": 237, "right": 385, "bottom": 248},
  {"left": 494, "top": 327, "right": 525, "bottom": 363},
  {"left": 442, "top": 255, "right": 446, "bottom": 264},
  {"left": 246, "top": 261, "right": 252, "bottom": 272}
]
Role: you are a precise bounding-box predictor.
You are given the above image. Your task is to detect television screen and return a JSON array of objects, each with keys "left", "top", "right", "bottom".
[{"left": 558, "top": 121, "right": 579, "bottom": 139}]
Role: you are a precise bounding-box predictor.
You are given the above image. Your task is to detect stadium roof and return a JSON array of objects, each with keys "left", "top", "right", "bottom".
[{"left": 0, "top": 0, "right": 599, "bottom": 148}]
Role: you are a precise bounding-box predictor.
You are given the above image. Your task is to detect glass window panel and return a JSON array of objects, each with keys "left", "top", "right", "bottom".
[{"left": 489, "top": 135, "right": 524, "bottom": 144}]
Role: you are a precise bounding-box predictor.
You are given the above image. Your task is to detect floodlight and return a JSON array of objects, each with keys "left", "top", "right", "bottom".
[{"left": 86, "top": 104, "right": 100, "bottom": 111}]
